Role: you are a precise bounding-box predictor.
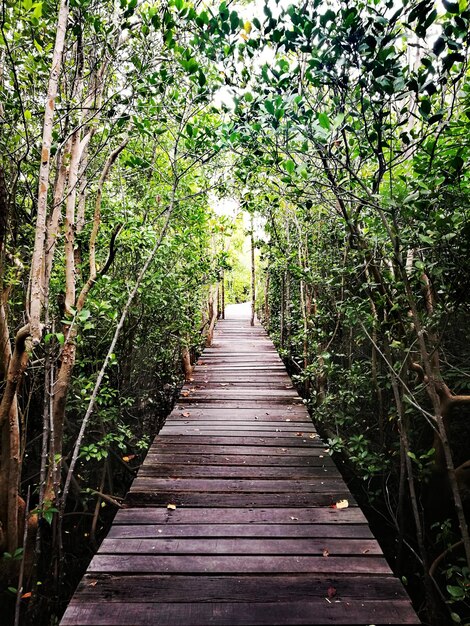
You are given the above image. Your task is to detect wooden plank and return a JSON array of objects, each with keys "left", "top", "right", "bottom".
[
  {"left": 161, "top": 426, "right": 317, "bottom": 433},
  {"left": 163, "top": 424, "right": 317, "bottom": 431},
  {"left": 107, "top": 524, "right": 374, "bottom": 539},
  {"left": 129, "top": 477, "right": 348, "bottom": 493},
  {"left": 146, "top": 445, "right": 326, "bottom": 456},
  {"left": 137, "top": 465, "right": 340, "bottom": 478},
  {"left": 98, "top": 537, "right": 382, "bottom": 555},
  {"left": 114, "top": 507, "right": 367, "bottom": 525},
  {"left": 125, "top": 492, "right": 354, "bottom": 508},
  {"left": 152, "top": 435, "right": 323, "bottom": 447},
  {"left": 88, "top": 554, "right": 392, "bottom": 575},
  {"left": 138, "top": 453, "right": 335, "bottom": 467},
  {"left": 73, "top": 574, "right": 411, "bottom": 602},
  {"left": 61, "top": 600, "right": 420, "bottom": 625}
]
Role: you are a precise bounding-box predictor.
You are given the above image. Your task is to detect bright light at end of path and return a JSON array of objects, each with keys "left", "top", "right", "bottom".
[{"left": 211, "top": 197, "right": 240, "bottom": 217}]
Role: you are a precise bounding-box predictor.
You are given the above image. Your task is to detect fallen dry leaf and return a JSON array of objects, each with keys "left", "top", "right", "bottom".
[
  {"left": 322, "top": 549, "right": 330, "bottom": 557},
  {"left": 167, "top": 503, "right": 177, "bottom": 510},
  {"left": 181, "top": 411, "right": 191, "bottom": 417},
  {"left": 122, "top": 454, "right": 136, "bottom": 463},
  {"left": 290, "top": 516, "right": 298, "bottom": 521},
  {"left": 309, "top": 434, "right": 318, "bottom": 439},
  {"left": 327, "top": 586, "right": 337, "bottom": 599},
  {"left": 335, "top": 499, "right": 349, "bottom": 509},
  {"left": 296, "top": 432, "right": 303, "bottom": 436},
  {"left": 88, "top": 581, "right": 98, "bottom": 587},
  {"left": 21, "top": 592, "right": 32, "bottom": 599},
  {"left": 181, "top": 391, "right": 190, "bottom": 397}
]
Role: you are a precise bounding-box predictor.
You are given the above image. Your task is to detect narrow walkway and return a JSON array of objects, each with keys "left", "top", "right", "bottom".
[{"left": 61, "top": 304, "right": 419, "bottom": 625}]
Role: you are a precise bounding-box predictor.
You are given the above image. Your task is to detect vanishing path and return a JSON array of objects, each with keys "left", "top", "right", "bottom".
[{"left": 61, "top": 303, "right": 419, "bottom": 625}]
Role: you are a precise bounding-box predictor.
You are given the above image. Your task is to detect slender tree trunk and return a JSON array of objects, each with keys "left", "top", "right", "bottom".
[
  {"left": 264, "top": 271, "right": 270, "bottom": 327},
  {"left": 29, "top": 0, "right": 69, "bottom": 344},
  {"left": 221, "top": 271, "right": 225, "bottom": 319},
  {"left": 206, "top": 284, "right": 218, "bottom": 347}
]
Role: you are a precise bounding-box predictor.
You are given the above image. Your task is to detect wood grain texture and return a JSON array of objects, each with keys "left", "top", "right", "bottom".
[{"left": 60, "top": 309, "right": 419, "bottom": 625}]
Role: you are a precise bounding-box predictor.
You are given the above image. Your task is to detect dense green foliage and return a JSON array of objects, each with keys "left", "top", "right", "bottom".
[{"left": 1, "top": 0, "right": 470, "bottom": 624}]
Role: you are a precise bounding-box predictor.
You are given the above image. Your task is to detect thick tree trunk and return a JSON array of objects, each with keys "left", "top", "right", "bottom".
[{"left": 182, "top": 347, "right": 193, "bottom": 382}]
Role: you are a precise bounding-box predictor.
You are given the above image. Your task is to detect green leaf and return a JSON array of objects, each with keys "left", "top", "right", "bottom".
[
  {"left": 55, "top": 333, "right": 65, "bottom": 345},
  {"left": 419, "top": 98, "right": 431, "bottom": 117},
  {"left": 197, "top": 70, "right": 206, "bottom": 87},
  {"left": 264, "top": 100, "right": 275, "bottom": 115},
  {"left": 78, "top": 309, "right": 91, "bottom": 322},
  {"left": 284, "top": 160, "right": 295, "bottom": 174},
  {"left": 447, "top": 585, "right": 465, "bottom": 599},
  {"left": 318, "top": 112, "right": 330, "bottom": 130},
  {"left": 433, "top": 37, "right": 445, "bottom": 56},
  {"left": 442, "top": 0, "right": 460, "bottom": 13},
  {"left": 33, "top": 2, "right": 42, "bottom": 18},
  {"left": 320, "top": 9, "right": 335, "bottom": 26},
  {"left": 450, "top": 612, "right": 462, "bottom": 623},
  {"left": 197, "top": 10, "right": 209, "bottom": 25},
  {"left": 230, "top": 10, "right": 239, "bottom": 32}
]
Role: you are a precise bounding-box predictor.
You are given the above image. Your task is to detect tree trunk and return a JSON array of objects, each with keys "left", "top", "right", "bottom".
[
  {"left": 182, "top": 346, "right": 193, "bottom": 382},
  {"left": 29, "top": 0, "right": 69, "bottom": 344},
  {"left": 264, "top": 271, "right": 270, "bottom": 327},
  {"left": 221, "top": 271, "right": 225, "bottom": 320},
  {"left": 0, "top": 325, "right": 30, "bottom": 553},
  {"left": 206, "top": 285, "right": 218, "bottom": 347}
]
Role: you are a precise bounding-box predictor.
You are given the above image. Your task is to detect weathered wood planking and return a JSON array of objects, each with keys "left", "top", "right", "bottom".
[{"left": 61, "top": 303, "right": 420, "bottom": 625}]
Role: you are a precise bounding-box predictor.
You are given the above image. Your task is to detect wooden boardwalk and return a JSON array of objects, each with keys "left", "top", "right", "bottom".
[{"left": 61, "top": 304, "right": 419, "bottom": 625}]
